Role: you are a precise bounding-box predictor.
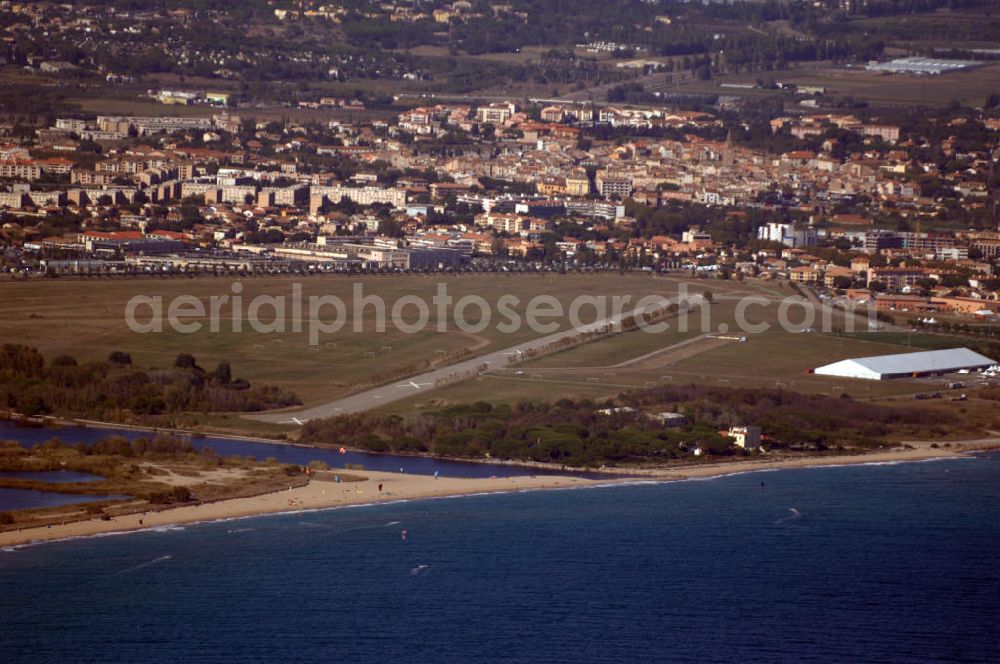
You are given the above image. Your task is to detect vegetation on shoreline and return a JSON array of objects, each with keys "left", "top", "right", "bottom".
[
  {"left": 0, "top": 345, "right": 300, "bottom": 420},
  {"left": 0, "top": 433, "right": 309, "bottom": 528},
  {"left": 299, "top": 384, "right": 988, "bottom": 467}
]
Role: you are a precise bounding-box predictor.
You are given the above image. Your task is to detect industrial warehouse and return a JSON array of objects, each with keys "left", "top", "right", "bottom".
[{"left": 813, "top": 348, "right": 997, "bottom": 381}]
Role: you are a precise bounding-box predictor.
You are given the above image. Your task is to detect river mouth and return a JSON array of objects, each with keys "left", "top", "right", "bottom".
[{"left": 0, "top": 420, "right": 622, "bottom": 480}]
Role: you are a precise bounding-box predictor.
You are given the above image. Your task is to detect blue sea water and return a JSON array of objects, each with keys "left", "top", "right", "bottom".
[{"left": 2, "top": 454, "right": 1000, "bottom": 663}]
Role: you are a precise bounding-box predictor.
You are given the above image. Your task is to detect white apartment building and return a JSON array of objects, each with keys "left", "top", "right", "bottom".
[{"left": 757, "top": 222, "right": 817, "bottom": 248}]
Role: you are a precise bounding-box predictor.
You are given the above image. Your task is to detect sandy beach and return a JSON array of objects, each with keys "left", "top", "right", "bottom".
[
  {"left": 1, "top": 442, "right": 989, "bottom": 549},
  {"left": 0, "top": 470, "right": 609, "bottom": 549}
]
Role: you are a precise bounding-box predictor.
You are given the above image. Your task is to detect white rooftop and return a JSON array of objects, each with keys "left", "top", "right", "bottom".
[
  {"left": 814, "top": 347, "right": 995, "bottom": 380},
  {"left": 865, "top": 57, "right": 981, "bottom": 74}
]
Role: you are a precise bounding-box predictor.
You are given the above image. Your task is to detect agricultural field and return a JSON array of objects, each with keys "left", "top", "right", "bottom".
[
  {"left": 846, "top": 7, "right": 1000, "bottom": 46},
  {"left": 69, "top": 96, "right": 220, "bottom": 118},
  {"left": 404, "top": 44, "right": 580, "bottom": 65},
  {"left": 668, "top": 63, "right": 1000, "bottom": 107}
]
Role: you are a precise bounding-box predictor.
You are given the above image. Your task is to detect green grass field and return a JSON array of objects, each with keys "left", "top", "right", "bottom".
[
  {"left": 379, "top": 281, "right": 936, "bottom": 414},
  {"left": 0, "top": 272, "right": 706, "bottom": 404},
  {"left": 70, "top": 97, "right": 220, "bottom": 118},
  {"left": 668, "top": 62, "right": 1000, "bottom": 108},
  {"left": 376, "top": 328, "right": 932, "bottom": 416},
  {"left": 472, "top": 330, "right": 928, "bottom": 404},
  {"left": 834, "top": 331, "right": 981, "bottom": 351},
  {"left": 666, "top": 331, "right": 925, "bottom": 395},
  {"left": 371, "top": 373, "right": 624, "bottom": 417},
  {"left": 1, "top": 274, "right": 958, "bottom": 430}
]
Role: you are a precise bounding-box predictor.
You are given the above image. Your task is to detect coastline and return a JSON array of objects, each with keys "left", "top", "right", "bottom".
[
  {"left": 1, "top": 443, "right": 986, "bottom": 550},
  {"left": 2, "top": 412, "right": 296, "bottom": 447},
  {"left": 2, "top": 413, "right": 635, "bottom": 476},
  {"left": 7, "top": 413, "right": 998, "bottom": 478}
]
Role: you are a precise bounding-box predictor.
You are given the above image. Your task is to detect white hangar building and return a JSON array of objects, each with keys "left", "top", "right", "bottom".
[{"left": 813, "top": 347, "right": 995, "bottom": 381}]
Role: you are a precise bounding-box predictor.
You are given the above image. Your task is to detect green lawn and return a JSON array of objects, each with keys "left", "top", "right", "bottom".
[
  {"left": 835, "top": 331, "right": 979, "bottom": 351},
  {"left": 376, "top": 328, "right": 935, "bottom": 418},
  {"left": 3, "top": 274, "right": 943, "bottom": 426},
  {"left": 0, "top": 272, "right": 708, "bottom": 405},
  {"left": 372, "top": 373, "right": 623, "bottom": 416},
  {"left": 666, "top": 62, "right": 1000, "bottom": 108}
]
